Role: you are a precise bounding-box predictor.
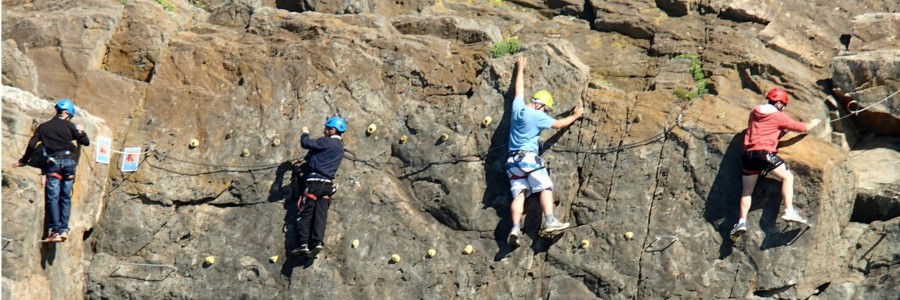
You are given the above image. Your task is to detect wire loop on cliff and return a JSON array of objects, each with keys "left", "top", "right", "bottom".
[{"left": 829, "top": 88, "right": 900, "bottom": 123}]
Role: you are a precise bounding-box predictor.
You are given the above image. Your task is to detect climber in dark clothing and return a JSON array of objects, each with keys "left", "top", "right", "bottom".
[
  {"left": 291, "top": 116, "right": 346, "bottom": 258},
  {"left": 12, "top": 99, "right": 90, "bottom": 243}
]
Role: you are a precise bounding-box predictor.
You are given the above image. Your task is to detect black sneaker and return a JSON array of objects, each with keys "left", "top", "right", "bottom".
[
  {"left": 307, "top": 244, "right": 324, "bottom": 258},
  {"left": 291, "top": 244, "right": 309, "bottom": 256}
]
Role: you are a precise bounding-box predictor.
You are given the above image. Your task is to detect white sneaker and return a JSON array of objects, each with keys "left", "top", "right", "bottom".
[
  {"left": 730, "top": 222, "right": 747, "bottom": 236},
  {"left": 543, "top": 219, "right": 570, "bottom": 233},
  {"left": 507, "top": 229, "right": 521, "bottom": 247},
  {"left": 781, "top": 209, "right": 808, "bottom": 224}
]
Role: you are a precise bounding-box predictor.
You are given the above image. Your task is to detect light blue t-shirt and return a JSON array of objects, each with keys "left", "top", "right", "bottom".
[{"left": 508, "top": 96, "right": 555, "bottom": 153}]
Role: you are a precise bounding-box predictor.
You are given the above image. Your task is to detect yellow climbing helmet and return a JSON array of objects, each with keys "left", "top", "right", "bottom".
[{"left": 532, "top": 90, "right": 554, "bottom": 110}]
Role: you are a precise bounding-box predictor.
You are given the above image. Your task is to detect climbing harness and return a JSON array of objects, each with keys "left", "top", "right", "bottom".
[{"left": 506, "top": 150, "right": 547, "bottom": 180}]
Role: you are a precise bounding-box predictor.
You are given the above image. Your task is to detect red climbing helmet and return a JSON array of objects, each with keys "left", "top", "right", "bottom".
[{"left": 766, "top": 87, "right": 789, "bottom": 106}]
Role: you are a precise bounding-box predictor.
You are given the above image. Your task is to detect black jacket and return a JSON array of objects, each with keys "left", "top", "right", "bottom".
[
  {"left": 19, "top": 117, "right": 90, "bottom": 164},
  {"left": 301, "top": 133, "right": 344, "bottom": 179}
]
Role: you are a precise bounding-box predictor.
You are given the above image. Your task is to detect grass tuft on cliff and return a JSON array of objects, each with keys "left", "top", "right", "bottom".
[
  {"left": 674, "top": 54, "right": 708, "bottom": 100},
  {"left": 491, "top": 37, "right": 521, "bottom": 58}
]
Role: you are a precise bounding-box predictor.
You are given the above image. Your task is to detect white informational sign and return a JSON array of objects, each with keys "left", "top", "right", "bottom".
[
  {"left": 121, "top": 147, "right": 141, "bottom": 172},
  {"left": 95, "top": 136, "right": 111, "bottom": 164}
]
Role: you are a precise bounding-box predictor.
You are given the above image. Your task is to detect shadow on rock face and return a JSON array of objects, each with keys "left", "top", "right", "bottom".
[
  {"left": 277, "top": 161, "right": 303, "bottom": 277},
  {"left": 702, "top": 132, "right": 745, "bottom": 258},
  {"left": 41, "top": 242, "right": 57, "bottom": 268},
  {"left": 481, "top": 62, "right": 516, "bottom": 261}
]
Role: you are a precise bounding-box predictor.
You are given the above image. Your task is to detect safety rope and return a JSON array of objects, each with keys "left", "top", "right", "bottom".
[
  {"left": 829, "top": 88, "right": 900, "bottom": 123},
  {"left": 150, "top": 149, "right": 291, "bottom": 170},
  {"left": 94, "top": 139, "right": 153, "bottom": 154},
  {"left": 550, "top": 113, "right": 684, "bottom": 155},
  {"left": 9, "top": 88, "right": 895, "bottom": 175}
]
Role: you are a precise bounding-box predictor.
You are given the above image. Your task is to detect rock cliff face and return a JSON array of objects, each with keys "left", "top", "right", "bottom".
[{"left": 2, "top": 1, "right": 898, "bottom": 299}]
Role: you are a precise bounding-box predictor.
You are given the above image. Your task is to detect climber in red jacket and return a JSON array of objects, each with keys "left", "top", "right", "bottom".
[{"left": 730, "top": 87, "right": 820, "bottom": 238}]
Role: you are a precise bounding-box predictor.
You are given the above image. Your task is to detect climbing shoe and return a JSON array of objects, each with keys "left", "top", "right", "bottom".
[
  {"left": 730, "top": 222, "right": 747, "bottom": 236},
  {"left": 307, "top": 244, "right": 324, "bottom": 258},
  {"left": 781, "top": 209, "right": 808, "bottom": 224},
  {"left": 59, "top": 231, "right": 69, "bottom": 242},
  {"left": 507, "top": 229, "right": 521, "bottom": 247},
  {"left": 543, "top": 219, "right": 570, "bottom": 233},
  {"left": 41, "top": 232, "right": 62, "bottom": 243},
  {"left": 291, "top": 244, "right": 309, "bottom": 256}
]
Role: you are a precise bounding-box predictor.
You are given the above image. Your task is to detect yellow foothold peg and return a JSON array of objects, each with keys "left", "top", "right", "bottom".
[
  {"left": 241, "top": 148, "right": 250, "bottom": 157},
  {"left": 367, "top": 124, "right": 377, "bottom": 135},
  {"left": 439, "top": 134, "right": 449, "bottom": 142},
  {"left": 581, "top": 239, "right": 590, "bottom": 249},
  {"left": 391, "top": 254, "right": 401, "bottom": 263},
  {"left": 427, "top": 248, "right": 437, "bottom": 258},
  {"left": 204, "top": 256, "right": 215, "bottom": 265},
  {"left": 269, "top": 256, "right": 279, "bottom": 263},
  {"left": 351, "top": 239, "right": 359, "bottom": 248},
  {"left": 399, "top": 135, "right": 408, "bottom": 144},
  {"left": 189, "top": 139, "right": 200, "bottom": 149},
  {"left": 481, "top": 116, "right": 492, "bottom": 127},
  {"left": 633, "top": 114, "right": 643, "bottom": 123},
  {"left": 463, "top": 245, "right": 474, "bottom": 255},
  {"left": 624, "top": 231, "right": 634, "bottom": 240},
  {"left": 272, "top": 138, "right": 281, "bottom": 146}
]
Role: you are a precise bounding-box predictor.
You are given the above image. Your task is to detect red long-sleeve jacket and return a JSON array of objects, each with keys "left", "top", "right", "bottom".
[{"left": 743, "top": 104, "right": 807, "bottom": 152}]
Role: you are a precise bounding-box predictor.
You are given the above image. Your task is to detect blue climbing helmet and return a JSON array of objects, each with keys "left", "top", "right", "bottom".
[
  {"left": 55, "top": 99, "right": 76, "bottom": 117},
  {"left": 325, "top": 115, "right": 346, "bottom": 133}
]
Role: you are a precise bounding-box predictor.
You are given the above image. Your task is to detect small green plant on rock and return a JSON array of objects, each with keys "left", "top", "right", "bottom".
[
  {"left": 156, "top": 0, "right": 176, "bottom": 11},
  {"left": 673, "top": 54, "right": 708, "bottom": 100},
  {"left": 188, "top": 0, "right": 207, "bottom": 9},
  {"left": 491, "top": 37, "right": 521, "bottom": 58}
]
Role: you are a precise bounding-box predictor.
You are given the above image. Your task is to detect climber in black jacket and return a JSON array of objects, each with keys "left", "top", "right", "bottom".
[
  {"left": 291, "top": 115, "right": 346, "bottom": 258},
  {"left": 13, "top": 99, "right": 90, "bottom": 243}
]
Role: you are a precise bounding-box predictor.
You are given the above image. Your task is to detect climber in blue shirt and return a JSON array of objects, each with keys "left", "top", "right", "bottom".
[{"left": 506, "top": 56, "right": 583, "bottom": 247}]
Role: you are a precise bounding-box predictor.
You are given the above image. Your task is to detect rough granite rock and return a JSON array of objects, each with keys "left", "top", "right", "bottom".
[
  {"left": 1, "top": 39, "right": 39, "bottom": 94},
  {"left": 849, "top": 13, "right": 900, "bottom": 52},
  {"left": 1, "top": 0, "right": 898, "bottom": 299},
  {"left": 848, "top": 137, "right": 900, "bottom": 223},
  {"left": 590, "top": 0, "right": 665, "bottom": 40}
]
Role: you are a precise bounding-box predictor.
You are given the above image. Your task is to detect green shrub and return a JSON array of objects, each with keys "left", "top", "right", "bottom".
[
  {"left": 674, "top": 54, "right": 708, "bottom": 100},
  {"left": 156, "top": 0, "right": 175, "bottom": 11},
  {"left": 491, "top": 37, "right": 521, "bottom": 58}
]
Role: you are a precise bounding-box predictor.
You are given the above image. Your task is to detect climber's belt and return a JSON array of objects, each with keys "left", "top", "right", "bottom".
[{"left": 305, "top": 172, "right": 333, "bottom": 183}]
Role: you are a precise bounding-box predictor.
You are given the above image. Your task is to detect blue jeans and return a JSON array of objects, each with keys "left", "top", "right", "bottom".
[{"left": 44, "top": 158, "right": 76, "bottom": 234}]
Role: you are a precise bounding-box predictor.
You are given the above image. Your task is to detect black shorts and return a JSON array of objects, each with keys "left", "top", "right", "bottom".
[{"left": 741, "top": 150, "right": 786, "bottom": 176}]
